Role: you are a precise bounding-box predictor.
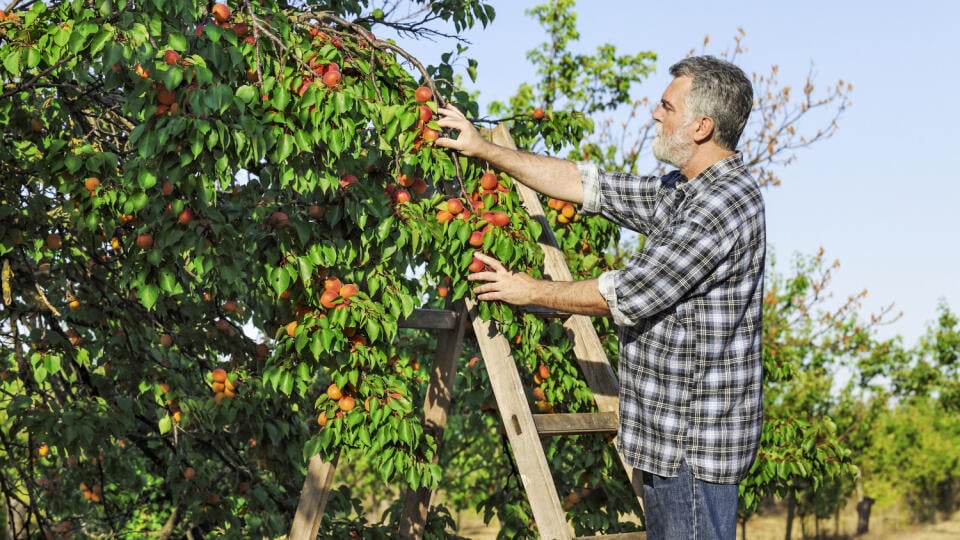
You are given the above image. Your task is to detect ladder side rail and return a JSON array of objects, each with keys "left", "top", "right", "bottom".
[{"left": 398, "top": 301, "right": 470, "bottom": 538}]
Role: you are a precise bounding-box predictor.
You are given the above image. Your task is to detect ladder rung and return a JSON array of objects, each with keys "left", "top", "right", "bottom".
[
  {"left": 523, "top": 305, "right": 572, "bottom": 319},
  {"left": 532, "top": 412, "right": 618, "bottom": 436},
  {"left": 574, "top": 533, "right": 646, "bottom": 540},
  {"left": 398, "top": 308, "right": 460, "bottom": 330}
]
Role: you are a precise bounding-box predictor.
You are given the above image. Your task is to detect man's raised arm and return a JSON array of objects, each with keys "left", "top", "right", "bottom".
[{"left": 435, "top": 104, "right": 584, "bottom": 204}]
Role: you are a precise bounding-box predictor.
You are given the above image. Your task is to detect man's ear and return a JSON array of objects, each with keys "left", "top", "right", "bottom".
[{"left": 693, "top": 116, "right": 715, "bottom": 144}]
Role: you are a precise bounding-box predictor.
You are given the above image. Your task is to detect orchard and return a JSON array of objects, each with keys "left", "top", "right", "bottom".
[{"left": 5, "top": 0, "right": 931, "bottom": 539}]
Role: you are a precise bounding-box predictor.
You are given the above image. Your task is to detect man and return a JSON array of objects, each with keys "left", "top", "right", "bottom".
[{"left": 435, "top": 55, "right": 764, "bottom": 540}]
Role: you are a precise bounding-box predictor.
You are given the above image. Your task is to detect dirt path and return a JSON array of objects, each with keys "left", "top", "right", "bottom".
[{"left": 453, "top": 507, "right": 960, "bottom": 539}]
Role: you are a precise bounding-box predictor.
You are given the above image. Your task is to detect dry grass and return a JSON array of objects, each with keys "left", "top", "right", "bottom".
[{"left": 451, "top": 504, "right": 960, "bottom": 539}]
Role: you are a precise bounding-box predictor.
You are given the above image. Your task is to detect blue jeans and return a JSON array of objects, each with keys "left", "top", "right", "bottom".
[{"left": 642, "top": 460, "right": 739, "bottom": 540}]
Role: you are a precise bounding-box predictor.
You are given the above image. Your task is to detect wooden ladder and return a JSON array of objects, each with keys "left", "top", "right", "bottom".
[{"left": 289, "top": 125, "right": 645, "bottom": 540}]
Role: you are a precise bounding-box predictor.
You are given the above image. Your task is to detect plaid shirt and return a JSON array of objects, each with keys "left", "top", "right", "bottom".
[{"left": 580, "top": 153, "right": 765, "bottom": 484}]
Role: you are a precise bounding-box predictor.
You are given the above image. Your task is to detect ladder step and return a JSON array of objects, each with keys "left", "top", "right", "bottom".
[
  {"left": 398, "top": 308, "right": 460, "bottom": 330},
  {"left": 523, "top": 305, "right": 572, "bottom": 319},
  {"left": 532, "top": 412, "right": 618, "bottom": 436}
]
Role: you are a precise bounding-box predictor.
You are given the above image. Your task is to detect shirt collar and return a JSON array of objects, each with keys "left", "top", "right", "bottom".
[{"left": 677, "top": 152, "right": 746, "bottom": 193}]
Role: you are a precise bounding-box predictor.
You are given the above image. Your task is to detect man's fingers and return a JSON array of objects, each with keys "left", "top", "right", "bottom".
[{"left": 473, "top": 252, "right": 506, "bottom": 272}]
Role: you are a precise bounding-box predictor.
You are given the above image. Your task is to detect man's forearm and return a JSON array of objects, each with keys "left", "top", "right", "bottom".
[
  {"left": 436, "top": 105, "right": 584, "bottom": 203},
  {"left": 475, "top": 143, "right": 584, "bottom": 205},
  {"left": 527, "top": 278, "right": 611, "bottom": 317}
]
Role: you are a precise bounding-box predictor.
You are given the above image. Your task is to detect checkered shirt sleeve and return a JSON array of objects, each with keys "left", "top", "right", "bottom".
[{"left": 579, "top": 154, "right": 765, "bottom": 484}]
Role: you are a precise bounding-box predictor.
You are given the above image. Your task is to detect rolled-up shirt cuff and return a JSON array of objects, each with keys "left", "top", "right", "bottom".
[
  {"left": 598, "top": 270, "right": 636, "bottom": 327},
  {"left": 576, "top": 161, "right": 601, "bottom": 215}
]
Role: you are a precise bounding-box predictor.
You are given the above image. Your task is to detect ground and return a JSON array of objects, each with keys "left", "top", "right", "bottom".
[{"left": 453, "top": 504, "right": 960, "bottom": 539}]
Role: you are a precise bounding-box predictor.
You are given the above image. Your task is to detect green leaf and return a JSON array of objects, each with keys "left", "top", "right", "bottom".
[
  {"left": 3, "top": 49, "right": 21, "bottom": 76},
  {"left": 158, "top": 415, "right": 172, "bottom": 435},
  {"left": 90, "top": 28, "right": 113, "bottom": 55},
  {"left": 138, "top": 168, "right": 157, "bottom": 189},
  {"left": 138, "top": 284, "right": 160, "bottom": 309},
  {"left": 273, "top": 133, "right": 294, "bottom": 163},
  {"left": 168, "top": 32, "right": 187, "bottom": 51}
]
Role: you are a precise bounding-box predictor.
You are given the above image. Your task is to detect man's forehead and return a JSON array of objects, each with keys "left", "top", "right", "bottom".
[{"left": 661, "top": 75, "right": 693, "bottom": 109}]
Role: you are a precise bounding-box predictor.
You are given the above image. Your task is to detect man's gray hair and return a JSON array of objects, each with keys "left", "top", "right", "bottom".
[{"left": 670, "top": 56, "right": 753, "bottom": 151}]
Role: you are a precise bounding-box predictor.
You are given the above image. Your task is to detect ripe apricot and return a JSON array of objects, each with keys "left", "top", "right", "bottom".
[
  {"left": 421, "top": 127, "right": 438, "bottom": 142},
  {"left": 211, "top": 3, "right": 230, "bottom": 23},
  {"left": 468, "top": 256, "right": 485, "bottom": 273},
  {"left": 411, "top": 178, "right": 428, "bottom": 195},
  {"left": 446, "top": 198, "right": 464, "bottom": 214},
  {"left": 468, "top": 230, "right": 484, "bottom": 247},
  {"left": 419, "top": 105, "right": 433, "bottom": 122},
  {"left": 480, "top": 171, "right": 498, "bottom": 190},
  {"left": 320, "top": 289, "right": 339, "bottom": 309},
  {"left": 178, "top": 207, "right": 194, "bottom": 225},
  {"left": 324, "top": 277, "right": 342, "bottom": 293},
  {"left": 84, "top": 177, "right": 100, "bottom": 191},
  {"left": 322, "top": 69, "right": 341, "bottom": 88},
  {"left": 327, "top": 383, "right": 342, "bottom": 401},
  {"left": 285, "top": 320, "right": 298, "bottom": 337},
  {"left": 45, "top": 233, "right": 62, "bottom": 250},
  {"left": 414, "top": 86, "right": 432, "bottom": 103},
  {"left": 339, "top": 283, "right": 359, "bottom": 300},
  {"left": 163, "top": 49, "right": 180, "bottom": 65},
  {"left": 436, "top": 209, "right": 453, "bottom": 224},
  {"left": 211, "top": 368, "right": 227, "bottom": 383},
  {"left": 338, "top": 395, "right": 356, "bottom": 412},
  {"left": 490, "top": 212, "right": 510, "bottom": 227},
  {"left": 538, "top": 364, "right": 551, "bottom": 380},
  {"left": 394, "top": 189, "right": 411, "bottom": 204},
  {"left": 135, "top": 233, "right": 154, "bottom": 249}
]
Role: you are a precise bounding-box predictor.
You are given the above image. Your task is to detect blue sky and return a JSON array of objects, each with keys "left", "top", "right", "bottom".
[{"left": 392, "top": 1, "right": 959, "bottom": 345}]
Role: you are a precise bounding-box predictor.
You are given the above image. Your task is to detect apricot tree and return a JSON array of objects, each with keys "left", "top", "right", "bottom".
[{"left": 0, "top": 0, "right": 549, "bottom": 537}]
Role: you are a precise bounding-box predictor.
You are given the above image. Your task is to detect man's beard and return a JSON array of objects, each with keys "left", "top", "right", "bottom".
[{"left": 652, "top": 123, "right": 694, "bottom": 169}]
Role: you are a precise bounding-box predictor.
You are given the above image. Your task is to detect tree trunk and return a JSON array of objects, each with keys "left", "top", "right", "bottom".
[{"left": 784, "top": 492, "right": 795, "bottom": 540}]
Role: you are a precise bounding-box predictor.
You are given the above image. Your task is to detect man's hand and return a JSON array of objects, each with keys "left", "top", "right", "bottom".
[
  {"left": 435, "top": 104, "right": 492, "bottom": 158},
  {"left": 468, "top": 253, "right": 612, "bottom": 317},
  {"left": 467, "top": 253, "right": 537, "bottom": 306}
]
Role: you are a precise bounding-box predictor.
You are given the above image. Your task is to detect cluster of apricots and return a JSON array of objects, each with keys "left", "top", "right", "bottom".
[
  {"left": 319, "top": 277, "right": 359, "bottom": 309},
  {"left": 386, "top": 172, "right": 429, "bottom": 209},
  {"left": 282, "top": 277, "right": 359, "bottom": 338},
  {"left": 206, "top": 2, "right": 253, "bottom": 43},
  {"left": 546, "top": 197, "right": 580, "bottom": 224},
  {"left": 209, "top": 368, "right": 238, "bottom": 403},
  {"left": 296, "top": 54, "right": 342, "bottom": 96},
  {"left": 411, "top": 86, "right": 439, "bottom": 151},
  {"left": 433, "top": 170, "right": 516, "bottom": 273},
  {"left": 79, "top": 481, "right": 103, "bottom": 503},
  {"left": 532, "top": 364, "right": 553, "bottom": 413},
  {"left": 317, "top": 383, "right": 356, "bottom": 426},
  {"left": 146, "top": 3, "right": 256, "bottom": 116}
]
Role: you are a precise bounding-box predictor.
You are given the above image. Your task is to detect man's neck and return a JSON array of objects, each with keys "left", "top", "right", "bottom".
[{"left": 680, "top": 147, "right": 735, "bottom": 180}]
